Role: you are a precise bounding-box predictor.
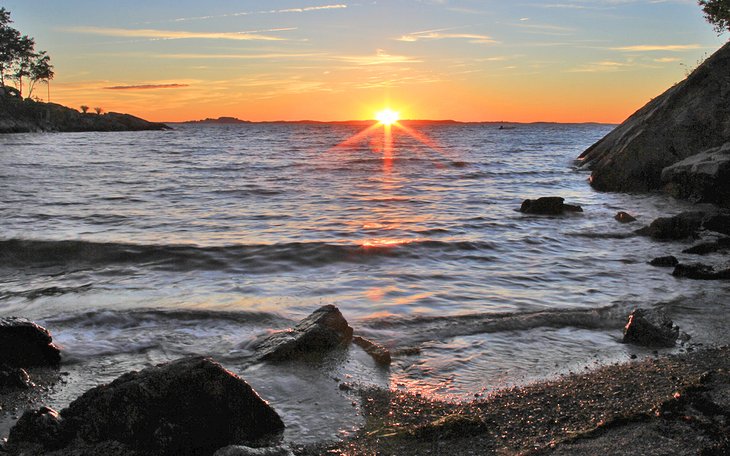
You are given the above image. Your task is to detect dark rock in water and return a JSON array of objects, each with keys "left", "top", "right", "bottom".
[
  {"left": 615, "top": 211, "right": 637, "bottom": 223},
  {"left": 257, "top": 305, "right": 353, "bottom": 361},
  {"left": 7, "top": 357, "right": 284, "bottom": 455},
  {"left": 578, "top": 41, "right": 730, "bottom": 195},
  {"left": 213, "top": 445, "right": 295, "bottom": 456},
  {"left": 661, "top": 142, "right": 730, "bottom": 206},
  {"left": 519, "top": 197, "right": 583, "bottom": 215},
  {"left": 623, "top": 309, "right": 679, "bottom": 347},
  {"left": 673, "top": 263, "right": 730, "bottom": 280},
  {"left": 8, "top": 406, "right": 66, "bottom": 450},
  {"left": 682, "top": 238, "right": 730, "bottom": 255},
  {"left": 635, "top": 211, "right": 705, "bottom": 240},
  {"left": 703, "top": 214, "right": 730, "bottom": 236},
  {"left": 649, "top": 256, "right": 679, "bottom": 267},
  {"left": 352, "top": 336, "right": 392, "bottom": 366},
  {"left": 0, "top": 317, "right": 61, "bottom": 367},
  {"left": 0, "top": 364, "right": 33, "bottom": 389}
]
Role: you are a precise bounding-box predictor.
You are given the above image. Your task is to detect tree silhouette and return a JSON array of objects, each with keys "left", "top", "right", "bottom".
[
  {"left": 27, "top": 51, "right": 54, "bottom": 99},
  {"left": 699, "top": 0, "right": 730, "bottom": 34},
  {"left": 80, "top": 105, "right": 89, "bottom": 113},
  {"left": 94, "top": 107, "right": 103, "bottom": 115},
  {"left": 0, "top": 7, "right": 52, "bottom": 98}
]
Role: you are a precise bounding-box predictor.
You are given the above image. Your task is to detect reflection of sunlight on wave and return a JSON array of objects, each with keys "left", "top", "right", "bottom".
[{"left": 359, "top": 238, "right": 424, "bottom": 248}]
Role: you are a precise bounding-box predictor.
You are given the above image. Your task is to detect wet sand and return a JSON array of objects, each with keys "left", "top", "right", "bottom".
[{"left": 297, "top": 346, "right": 730, "bottom": 455}]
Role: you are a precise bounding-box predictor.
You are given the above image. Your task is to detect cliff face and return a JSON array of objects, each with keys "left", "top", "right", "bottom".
[
  {"left": 578, "top": 41, "right": 730, "bottom": 193},
  {"left": 0, "top": 98, "right": 169, "bottom": 133}
]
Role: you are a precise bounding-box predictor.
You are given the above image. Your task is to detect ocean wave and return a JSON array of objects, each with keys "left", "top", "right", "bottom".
[{"left": 0, "top": 237, "right": 497, "bottom": 273}]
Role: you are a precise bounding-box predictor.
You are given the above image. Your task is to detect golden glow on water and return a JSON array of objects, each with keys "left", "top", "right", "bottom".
[{"left": 360, "top": 238, "right": 421, "bottom": 248}]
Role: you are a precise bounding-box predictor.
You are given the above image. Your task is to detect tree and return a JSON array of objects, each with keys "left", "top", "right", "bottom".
[
  {"left": 699, "top": 0, "right": 730, "bottom": 34},
  {"left": 0, "top": 7, "right": 53, "bottom": 99},
  {"left": 80, "top": 105, "right": 89, "bottom": 113},
  {"left": 94, "top": 107, "right": 103, "bottom": 115},
  {"left": 9, "top": 35, "right": 35, "bottom": 97},
  {"left": 27, "top": 50, "right": 54, "bottom": 99},
  {"left": 0, "top": 7, "right": 22, "bottom": 86}
]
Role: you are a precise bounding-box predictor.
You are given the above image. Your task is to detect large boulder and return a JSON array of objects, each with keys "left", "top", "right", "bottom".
[
  {"left": 673, "top": 263, "right": 730, "bottom": 280},
  {"left": 578, "top": 41, "right": 730, "bottom": 194},
  {"left": 519, "top": 197, "right": 583, "bottom": 215},
  {"left": 661, "top": 142, "right": 730, "bottom": 206},
  {"left": 7, "top": 357, "right": 284, "bottom": 456},
  {"left": 256, "top": 305, "right": 353, "bottom": 361},
  {"left": 623, "top": 309, "right": 679, "bottom": 347},
  {"left": 0, "top": 317, "right": 61, "bottom": 367}
]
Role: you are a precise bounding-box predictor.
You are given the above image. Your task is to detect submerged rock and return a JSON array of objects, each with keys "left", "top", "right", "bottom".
[
  {"left": 649, "top": 256, "right": 679, "bottom": 267},
  {"left": 661, "top": 142, "right": 730, "bottom": 206},
  {"left": 673, "top": 263, "right": 730, "bottom": 280},
  {"left": 578, "top": 41, "right": 730, "bottom": 195},
  {"left": 635, "top": 212, "right": 705, "bottom": 240},
  {"left": 7, "top": 357, "right": 284, "bottom": 456},
  {"left": 519, "top": 197, "right": 583, "bottom": 215},
  {"left": 703, "top": 214, "right": 730, "bottom": 236},
  {"left": 213, "top": 445, "right": 295, "bottom": 456},
  {"left": 615, "top": 211, "right": 637, "bottom": 223},
  {"left": 353, "top": 335, "right": 392, "bottom": 366},
  {"left": 0, "top": 317, "right": 61, "bottom": 367},
  {"left": 623, "top": 309, "right": 679, "bottom": 347},
  {"left": 682, "top": 238, "right": 730, "bottom": 255},
  {"left": 256, "top": 305, "right": 353, "bottom": 361}
]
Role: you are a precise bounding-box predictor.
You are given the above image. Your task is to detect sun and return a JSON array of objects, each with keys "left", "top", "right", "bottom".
[{"left": 375, "top": 108, "right": 400, "bottom": 126}]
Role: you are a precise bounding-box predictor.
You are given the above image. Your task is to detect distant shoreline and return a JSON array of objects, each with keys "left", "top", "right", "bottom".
[{"left": 173, "top": 116, "right": 615, "bottom": 126}]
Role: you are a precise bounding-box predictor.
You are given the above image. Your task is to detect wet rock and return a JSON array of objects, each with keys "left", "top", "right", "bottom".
[
  {"left": 0, "top": 364, "right": 33, "bottom": 389},
  {"left": 7, "top": 357, "right": 284, "bottom": 455},
  {"left": 673, "top": 263, "right": 730, "bottom": 280},
  {"left": 635, "top": 211, "right": 706, "bottom": 240},
  {"left": 703, "top": 214, "right": 730, "bottom": 236},
  {"left": 519, "top": 197, "right": 583, "bottom": 215},
  {"left": 682, "top": 238, "right": 730, "bottom": 255},
  {"left": 578, "top": 41, "right": 730, "bottom": 194},
  {"left": 623, "top": 309, "right": 679, "bottom": 347},
  {"left": 615, "top": 211, "right": 637, "bottom": 223},
  {"left": 0, "top": 317, "right": 61, "bottom": 367},
  {"left": 352, "top": 336, "right": 392, "bottom": 366},
  {"left": 256, "top": 305, "right": 353, "bottom": 361},
  {"left": 661, "top": 142, "right": 730, "bottom": 206},
  {"left": 649, "top": 256, "right": 679, "bottom": 267},
  {"left": 8, "top": 406, "right": 66, "bottom": 450},
  {"left": 213, "top": 445, "right": 295, "bottom": 456}
]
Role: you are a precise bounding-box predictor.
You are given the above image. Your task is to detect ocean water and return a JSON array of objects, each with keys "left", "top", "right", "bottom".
[{"left": 1, "top": 122, "right": 729, "bottom": 443}]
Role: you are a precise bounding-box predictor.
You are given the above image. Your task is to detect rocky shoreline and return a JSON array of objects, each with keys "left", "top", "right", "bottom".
[{"left": 0, "top": 98, "right": 169, "bottom": 134}]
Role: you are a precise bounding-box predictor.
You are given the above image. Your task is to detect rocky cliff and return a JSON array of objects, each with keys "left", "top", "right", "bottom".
[
  {"left": 578, "top": 41, "right": 730, "bottom": 197},
  {"left": 0, "top": 97, "right": 169, "bottom": 133}
]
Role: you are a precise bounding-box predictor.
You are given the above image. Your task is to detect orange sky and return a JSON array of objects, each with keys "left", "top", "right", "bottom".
[{"left": 5, "top": 0, "right": 727, "bottom": 123}]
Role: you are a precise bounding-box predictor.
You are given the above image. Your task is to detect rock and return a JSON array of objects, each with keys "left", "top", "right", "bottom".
[
  {"left": 623, "top": 309, "right": 679, "bottom": 347},
  {"left": 213, "top": 445, "right": 295, "bottom": 456},
  {"left": 519, "top": 197, "right": 583, "bottom": 215},
  {"left": 0, "top": 317, "right": 61, "bottom": 367},
  {"left": 7, "top": 357, "right": 284, "bottom": 455},
  {"left": 661, "top": 142, "right": 730, "bottom": 206},
  {"left": 578, "top": 41, "right": 730, "bottom": 194},
  {"left": 0, "top": 364, "right": 33, "bottom": 389},
  {"left": 635, "top": 211, "right": 705, "bottom": 240},
  {"left": 256, "top": 305, "right": 353, "bottom": 361},
  {"left": 673, "top": 263, "right": 730, "bottom": 280},
  {"left": 615, "top": 212, "right": 637, "bottom": 223},
  {"left": 649, "top": 256, "right": 679, "bottom": 267},
  {"left": 8, "top": 406, "right": 66, "bottom": 450},
  {"left": 352, "top": 336, "right": 392, "bottom": 366},
  {"left": 703, "top": 214, "right": 730, "bottom": 236},
  {"left": 682, "top": 238, "right": 730, "bottom": 255}
]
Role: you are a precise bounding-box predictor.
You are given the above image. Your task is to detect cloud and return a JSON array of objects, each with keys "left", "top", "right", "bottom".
[
  {"left": 612, "top": 44, "right": 702, "bottom": 51},
  {"left": 159, "top": 52, "right": 327, "bottom": 60},
  {"left": 168, "top": 4, "right": 347, "bottom": 23},
  {"left": 104, "top": 84, "right": 190, "bottom": 90},
  {"left": 397, "top": 31, "right": 498, "bottom": 44},
  {"left": 654, "top": 57, "right": 681, "bottom": 62},
  {"left": 337, "top": 49, "right": 422, "bottom": 65},
  {"left": 64, "top": 26, "right": 288, "bottom": 41}
]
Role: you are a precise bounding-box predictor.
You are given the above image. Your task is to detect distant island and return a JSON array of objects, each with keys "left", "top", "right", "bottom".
[{"left": 182, "top": 116, "right": 252, "bottom": 125}]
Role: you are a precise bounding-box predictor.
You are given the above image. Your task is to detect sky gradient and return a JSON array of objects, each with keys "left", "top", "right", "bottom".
[{"left": 3, "top": 0, "right": 727, "bottom": 122}]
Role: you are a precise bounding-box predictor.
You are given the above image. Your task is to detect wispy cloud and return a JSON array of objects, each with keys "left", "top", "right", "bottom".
[
  {"left": 105, "top": 84, "right": 190, "bottom": 90},
  {"left": 168, "top": 4, "right": 347, "bottom": 23},
  {"left": 654, "top": 57, "right": 681, "bottom": 62},
  {"left": 159, "top": 52, "right": 327, "bottom": 60},
  {"left": 64, "top": 26, "right": 289, "bottom": 41},
  {"left": 337, "top": 49, "right": 422, "bottom": 65},
  {"left": 612, "top": 44, "right": 702, "bottom": 51},
  {"left": 397, "top": 31, "right": 498, "bottom": 44}
]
